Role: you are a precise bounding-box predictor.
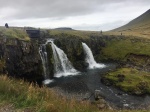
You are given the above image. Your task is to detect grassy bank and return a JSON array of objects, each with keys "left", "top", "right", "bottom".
[
  {"left": 48, "top": 29, "right": 101, "bottom": 39},
  {"left": 101, "top": 37, "right": 150, "bottom": 61},
  {"left": 103, "top": 68, "right": 150, "bottom": 95},
  {"left": 1, "top": 75, "right": 150, "bottom": 112},
  {"left": 0, "top": 27, "right": 30, "bottom": 41},
  {"left": 0, "top": 75, "right": 99, "bottom": 112},
  {"left": 49, "top": 30, "right": 150, "bottom": 61}
]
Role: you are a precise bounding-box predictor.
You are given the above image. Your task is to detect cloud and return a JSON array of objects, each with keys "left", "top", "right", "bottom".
[
  {"left": 0, "top": 0, "right": 150, "bottom": 30},
  {"left": 0, "top": 0, "right": 149, "bottom": 19}
]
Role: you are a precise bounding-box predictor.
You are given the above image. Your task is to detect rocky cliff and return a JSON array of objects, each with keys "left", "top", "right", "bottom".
[
  {"left": 0, "top": 33, "right": 150, "bottom": 82},
  {"left": 0, "top": 38, "right": 44, "bottom": 84}
]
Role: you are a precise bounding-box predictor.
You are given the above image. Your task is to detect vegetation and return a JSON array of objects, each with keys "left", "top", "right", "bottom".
[
  {"left": 106, "top": 9, "right": 150, "bottom": 39},
  {"left": 101, "top": 37, "right": 150, "bottom": 60},
  {"left": 0, "top": 59, "right": 5, "bottom": 72},
  {"left": 1, "top": 75, "right": 150, "bottom": 112},
  {"left": 48, "top": 29, "right": 101, "bottom": 39},
  {"left": 0, "top": 75, "right": 98, "bottom": 112},
  {"left": 0, "top": 27, "right": 30, "bottom": 41},
  {"left": 47, "top": 29, "right": 150, "bottom": 62},
  {"left": 103, "top": 68, "right": 150, "bottom": 95}
]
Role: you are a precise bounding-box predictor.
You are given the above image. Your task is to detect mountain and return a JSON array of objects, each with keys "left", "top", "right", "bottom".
[
  {"left": 54, "top": 27, "right": 73, "bottom": 30},
  {"left": 109, "top": 9, "right": 150, "bottom": 38}
]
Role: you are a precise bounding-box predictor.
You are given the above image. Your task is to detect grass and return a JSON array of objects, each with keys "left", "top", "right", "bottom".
[
  {"left": 107, "top": 9, "right": 150, "bottom": 39},
  {"left": 1, "top": 75, "right": 150, "bottom": 112},
  {"left": 104, "top": 68, "right": 150, "bottom": 95},
  {"left": 0, "top": 75, "right": 99, "bottom": 112},
  {"left": 46, "top": 29, "right": 150, "bottom": 61},
  {"left": 101, "top": 37, "right": 150, "bottom": 61},
  {"left": 48, "top": 29, "right": 101, "bottom": 39},
  {"left": 0, "top": 59, "right": 5, "bottom": 73},
  {"left": 0, "top": 27, "right": 30, "bottom": 41}
]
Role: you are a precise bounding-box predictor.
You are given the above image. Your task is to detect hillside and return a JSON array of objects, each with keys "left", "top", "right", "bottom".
[
  {"left": 106, "top": 9, "right": 150, "bottom": 38},
  {"left": 0, "top": 26, "right": 30, "bottom": 40}
]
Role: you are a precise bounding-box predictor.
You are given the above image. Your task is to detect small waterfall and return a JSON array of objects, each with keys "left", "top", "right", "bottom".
[
  {"left": 82, "top": 42, "right": 105, "bottom": 69},
  {"left": 51, "top": 41, "right": 78, "bottom": 77},
  {"left": 39, "top": 39, "right": 54, "bottom": 84},
  {"left": 39, "top": 44, "right": 49, "bottom": 78},
  {"left": 39, "top": 39, "right": 78, "bottom": 83}
]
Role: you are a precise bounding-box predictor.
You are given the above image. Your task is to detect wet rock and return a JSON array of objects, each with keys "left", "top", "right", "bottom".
[
  {"left": 117, "top": 74, "right": 125, "bottom": 82},
  {"left": 0, "top": 38, "right": 44, "bottom": 84},
  {"left": 94, "top": 90, "right": 103, "bottom": 101},
  {"left": 93, "top": 90, "right": 112, "bottom": 110},
  {"left": 97, "top": 103, "right": 106, "bottom": 109},
  {"left": 82, "top": 93, "right": 91, "bottom": 101},
  {"left": 134, "top": 81, "right": 148, "bottom": 95},
  {"left": 117, "top": 92, "right": 123, "bottom": 96},
  {"left": 101, "top": 77, "right": 112, "bottom": 86}
]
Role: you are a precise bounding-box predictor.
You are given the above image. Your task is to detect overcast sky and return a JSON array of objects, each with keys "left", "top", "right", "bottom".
[{"left": 0, "top": 0, "right": 150, "bottom": 31}]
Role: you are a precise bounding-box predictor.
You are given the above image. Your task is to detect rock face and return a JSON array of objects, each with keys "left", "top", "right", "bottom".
[
  {"left": 126, "top": 53, "right": 150, "bottom": 72},
  {"left": 0, "top": 38, "right": 44, "bottom": 84},
  {"left": 52, "top": 36, "right": 106, "bottom": 71}
]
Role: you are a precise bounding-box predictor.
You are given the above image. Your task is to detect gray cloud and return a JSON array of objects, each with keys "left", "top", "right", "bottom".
[
  {"left": 72, "top": 20, "right": 126, "bottom": 31},
  {"left": 0, "top": 0, "right": 150, "bottom": 31},
  {"left": 0, "top": 0, "right": 149, "bottom": 19}
]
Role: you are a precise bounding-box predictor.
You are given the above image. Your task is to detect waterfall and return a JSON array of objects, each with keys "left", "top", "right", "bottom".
[
  {"left": 39, "top": 39, "right": 78, "bottom": 83},
  {"left": 39, "top": 39, "right": 54, "bottom": 84},
  {"left": 51, "top": 41, "right": 78, "bottom": 77},
  {"left": 82, "top": 42, "right": 105, "bottom": 69}
]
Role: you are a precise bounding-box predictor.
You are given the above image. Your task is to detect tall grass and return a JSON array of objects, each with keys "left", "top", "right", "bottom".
[
  {"left": 0, "top": 75, "right": 149, "bottom": 112},
  {"left": 0, "top": 27, "right": 30, "bottom": 41},
  {"left": 104, "top": 68, "right": 150, "bottom": 95},
  {"left": 0, "top": 75, "right": 98, "bottom": 112},
  {"left": 101, "top": 38, "right": 150, "bottom": 60}
]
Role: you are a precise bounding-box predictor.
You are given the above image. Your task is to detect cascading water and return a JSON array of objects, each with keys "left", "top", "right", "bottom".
[
  {"left": 39, "top": 39, "right": 78, "bottom": 84},
  {"left": 82, "top": 42, "right": 105, "bottom": 69},
  {"left": 51, "top": 41, "right": 78, "bottom": 77},
  {"left": 39, "top": 39, "right": 54, "bottom": 84}
]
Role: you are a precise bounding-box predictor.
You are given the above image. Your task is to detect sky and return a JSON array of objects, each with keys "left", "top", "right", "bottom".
[{"left": 0, "top": 0, "right": 150, "bottom": 31}]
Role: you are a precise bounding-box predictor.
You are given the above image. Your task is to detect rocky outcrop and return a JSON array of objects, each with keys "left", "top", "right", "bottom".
[
  {"left": 0, "top": 38, "right": 44, "bottom": 84},
  {"left": 52, "top": 36, "right": 106, "bottom": 71},
  {"left": 125, "top": 53, "right": 150, "bottom": 72}
]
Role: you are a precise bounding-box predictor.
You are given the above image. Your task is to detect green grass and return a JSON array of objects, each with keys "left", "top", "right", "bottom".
[
  {"left": 101, "top": 37, "right": 150, "bottom": 60},
  {"left": 0, "top": 75, "right": 99, "bottom": 112},
  {"left": 108, "top": 9, "right": 150, "bottom": 39},
  {"left": 0, "top": 75, "right": 150, "bottom": 112},
  {"left": 0, "top": 59, "right": 5, "bottom": 73},
  {"left": 48, "top": 29, "right": 101, "bottom": 39},
  {"left": 104, "top": 68, "right": 150, "bottom": 95},
  {"left": 0, "top": 27, "right": 30, "bottom": 41}
]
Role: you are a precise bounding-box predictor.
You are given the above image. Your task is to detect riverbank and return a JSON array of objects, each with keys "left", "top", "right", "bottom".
[
  {"left": 1, "top": 75, "right": 150, "bottom": 112},
  {"left": 102, "top": 67, "right": 150, "bottom": 95},
  {"left": 0, "top": 75, "right": 98, "bottom": 112}
]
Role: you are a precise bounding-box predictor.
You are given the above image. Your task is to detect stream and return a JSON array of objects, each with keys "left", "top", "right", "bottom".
[{"left": 47, "top": 63, "right": 150, "bottom": 109}]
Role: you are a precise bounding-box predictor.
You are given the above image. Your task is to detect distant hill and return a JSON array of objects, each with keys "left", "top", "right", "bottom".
[
  {"left": 55, "top": 27, "right": 73, "bottom": 30},
  {"left": 107, "top": 9, "right": 150, "bottom": 38}
]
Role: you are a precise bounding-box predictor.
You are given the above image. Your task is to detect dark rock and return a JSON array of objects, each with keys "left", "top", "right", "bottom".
[
  {"left": 0, "top": 38, "right": 44, "bottom": 84},
  {"left": 5, "top": 23, "right": 9, "bottom": 28},
  {"left": 101, "top": 77, "right": 112, "bottom": 86},
  {"left": 117, "top": 74, "right": 125, "bottom": 82},
  {"left": 117, "top": 92, "right": 123, "bottom": 95},
  {"left": 135, "top": 81, "right": 148, "bottom": 95},
  {"left": 94, "top": 89, "right": 102, "bottom": 101}
]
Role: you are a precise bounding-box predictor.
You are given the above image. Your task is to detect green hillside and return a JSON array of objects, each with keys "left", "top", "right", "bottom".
[{"left": 106, "top": 9, "right": 150, "bottom": 38}]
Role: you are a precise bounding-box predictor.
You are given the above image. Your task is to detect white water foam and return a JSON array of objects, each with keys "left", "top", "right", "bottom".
[
  {"left": 82, "top": 42, "right": 106, "bottom": 69},
  {"left": 43, "top": 79, "right": 54, "bottom": 85},
  {"left": 51, "top": 41, "right": 79, "bottom": 77}
]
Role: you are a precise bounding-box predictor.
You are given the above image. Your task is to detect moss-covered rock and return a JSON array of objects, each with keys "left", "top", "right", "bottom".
[
  {"left": 46, "top": 43, "right": 54, "bottom": 78},
  {"left": 0, "top": 38, "right": 44, "bottom": 84},
  {"left": 102, "top": 68, "right": 150, "bottom": 95}
]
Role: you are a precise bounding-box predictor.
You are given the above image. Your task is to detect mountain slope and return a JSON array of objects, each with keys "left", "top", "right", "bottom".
[{"left": 107, "top": 9, "right": 150, "bottom": 38}]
